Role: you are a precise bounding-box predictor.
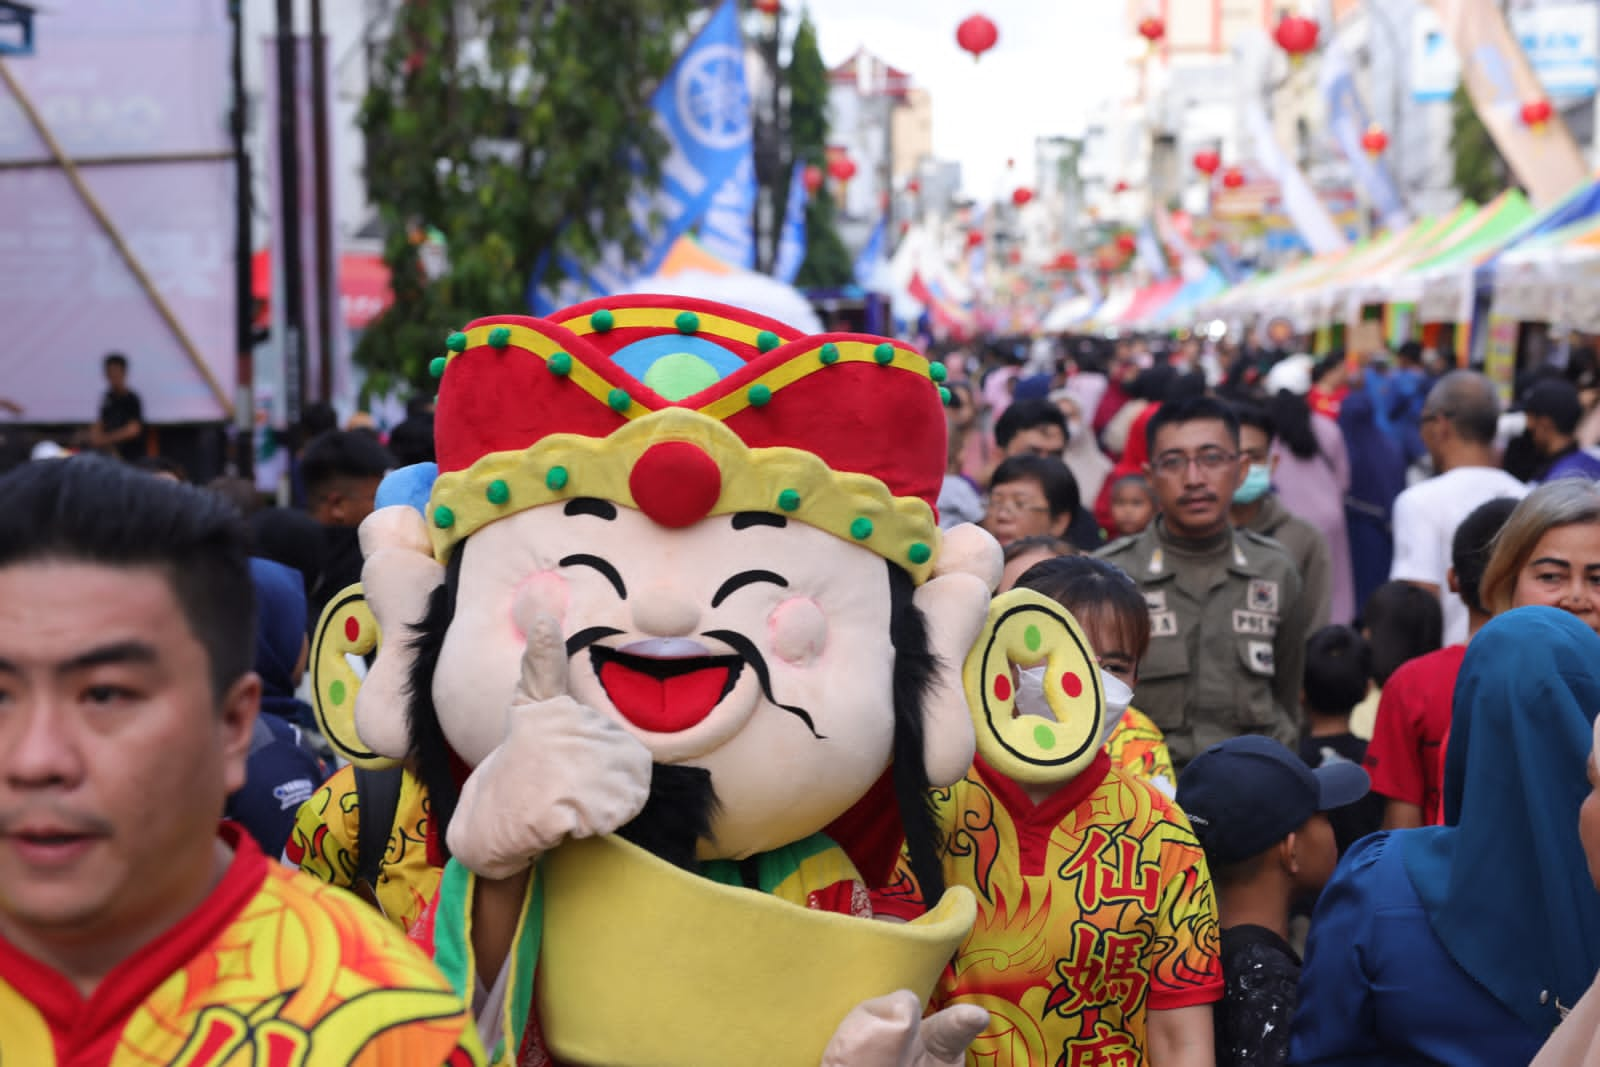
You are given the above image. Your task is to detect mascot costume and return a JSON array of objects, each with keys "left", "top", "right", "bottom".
[{"left": 308, "top": 296, "right": 1106, "bottom": 1066}]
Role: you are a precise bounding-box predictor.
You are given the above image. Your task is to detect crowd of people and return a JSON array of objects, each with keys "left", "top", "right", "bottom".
[{"left": 7, "top": 322, "right": 1600, "bottom": 1066}]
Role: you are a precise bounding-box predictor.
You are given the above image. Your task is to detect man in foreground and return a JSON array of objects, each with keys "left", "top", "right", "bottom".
[{"left": 0, "top": 458, "right": 481, "bottom": 1065}]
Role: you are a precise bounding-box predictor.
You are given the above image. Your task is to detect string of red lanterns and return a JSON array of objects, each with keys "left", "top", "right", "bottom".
[
  {"left": 1193, "top": 149, "right": 1221, "bottom": 176},
  {"left": 827, "top": 155, "right": 857, "bottom": 182},
  {"left": 1012, "top": 186, "right": 1033, "bottom": 207}
]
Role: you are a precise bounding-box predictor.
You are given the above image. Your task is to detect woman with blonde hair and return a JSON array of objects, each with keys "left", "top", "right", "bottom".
[{"left": 1479, "top": 478, "right": 1600, "bottom": 634}]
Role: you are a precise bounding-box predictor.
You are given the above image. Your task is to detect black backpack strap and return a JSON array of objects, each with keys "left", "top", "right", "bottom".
[{"left": 353, "top": 765, "right": 405, "bottom": 891}]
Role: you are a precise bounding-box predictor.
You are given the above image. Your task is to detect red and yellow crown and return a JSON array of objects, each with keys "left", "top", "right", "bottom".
[{"left": 425, "top": 295, "right": 951, "bottom": 582}]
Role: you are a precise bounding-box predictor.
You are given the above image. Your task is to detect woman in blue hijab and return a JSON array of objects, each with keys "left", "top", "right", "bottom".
[{"left": 1290, "top": 607, "right": 1600, "bottom": 1065}]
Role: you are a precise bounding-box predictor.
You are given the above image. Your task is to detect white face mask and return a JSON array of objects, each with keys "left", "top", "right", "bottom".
[{"left": 1015, "top": 665, "right": 1134, "bottom": 754}]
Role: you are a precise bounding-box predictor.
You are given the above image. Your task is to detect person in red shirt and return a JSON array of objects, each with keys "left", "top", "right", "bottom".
[{"left": 1363, "top": 496, "right": 1517, "bottom": 828}]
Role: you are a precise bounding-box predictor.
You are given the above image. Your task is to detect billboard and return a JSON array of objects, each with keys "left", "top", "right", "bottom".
[
  {"left": 1414, "top": 2, "right": 1599, "bottom": 102},
  {"left": 0, "top": 1, "right": 235, "bottom": 424}
]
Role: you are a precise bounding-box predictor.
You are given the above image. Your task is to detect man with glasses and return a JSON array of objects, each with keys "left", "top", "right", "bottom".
[
  {"left": 1098, "top": 396, "right": 1310, "bottom": 766},
  {"left": 1390, "top": 370, "right": 1527, "bottom": 644}
]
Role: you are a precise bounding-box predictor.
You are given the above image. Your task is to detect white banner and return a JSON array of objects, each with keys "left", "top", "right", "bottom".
[{"left": 0, "top": 0, "right": 236, "bottom": 423}]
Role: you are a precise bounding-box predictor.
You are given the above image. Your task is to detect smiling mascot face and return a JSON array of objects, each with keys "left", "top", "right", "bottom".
[{"left": 328, "top": 297, "right": 1005, "bottom": 1063}]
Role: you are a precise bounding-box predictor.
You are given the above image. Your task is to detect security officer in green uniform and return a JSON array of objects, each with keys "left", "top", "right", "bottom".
[{"left": 1097, "top": 394, "right": 1310, "bottom": 766}]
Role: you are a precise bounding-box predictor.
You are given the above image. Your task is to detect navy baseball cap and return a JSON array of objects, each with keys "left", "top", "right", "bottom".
[{"left": 1176, "top": 735, "right": 1370, "bottom": 866}]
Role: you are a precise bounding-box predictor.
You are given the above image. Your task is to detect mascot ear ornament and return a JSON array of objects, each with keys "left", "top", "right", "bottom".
[{"left": 315, "top": 296, "right": 1021, "bottom": 1067}]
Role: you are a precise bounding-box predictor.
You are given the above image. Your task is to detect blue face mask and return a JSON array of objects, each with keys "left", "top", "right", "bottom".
[{"left": 1233, "top": 463, "right": 1272, "bottom": 505}]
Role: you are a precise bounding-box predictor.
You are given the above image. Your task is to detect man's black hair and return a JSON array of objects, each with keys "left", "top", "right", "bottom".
[
  {"left": 406, "top": 548, "right": 948, "bottom": 908},
  {"left": 0, "top": 456, "right": 254, "bottom": 696},
  {"left": 387, "top": 415, "right": 436, "bottom": 467},
  {"left": 103, "top": 352, "right": 129, "bottom": 371},
  {"left": 1303, "top": 625, "right": 1371, "bottom": 717},
  {"left": 1144, "top": 393, "right": 1241, "bottom": 454},
  {"left": 990, "top": 454, "right": 1081, "bottom": 519},
  {"left": 1230, "top": 400, "right": 1275, "bottom": 443},
  {"left": 993, "top": 400, "right": 1069, "bottom": 450},
  {"left": 1454, "top": 496, "right": 1519, "bottom": 616},
  {"left": 300, "top": 430, "right": 394, "bottom": 499}
]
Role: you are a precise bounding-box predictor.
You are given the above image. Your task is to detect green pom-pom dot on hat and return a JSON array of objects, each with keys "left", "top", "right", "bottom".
[
  {"left": 433, "top": 505, "right": 456, "bottom": 530},
  {"left": 446, "top": 331, "right": 468, "bottom": 353},
  {"left": 547, "top": 351, "right": 573, "bottom": 376},
  {"left": 819, "top": 343, "right": 840, "bottom": 365},
  {"left": 488, "top": 326, "right": 512, "bottom": 348},
  {"left": 929, "top": 361, "right": 948, "bottom": 382},
  {"left": 850, "top": 517, "right": 874, "bottom": 540},
  {"left": 590, "top": 309, "right": 615, "bottom": 332},
  {"left": 940, "top": 386, "right": 953, "bottom": 405},
  {"left": 546, "top": 466, "right": 569, "bottom": 490},
  {"left": 607, "top": 388, "right": 632, "bottom": 413},
  {"left": 908, "top": 542, "right": 932, "bottom": 565},
  {"left": 675, "top": 311, "right": 701, "bottom": 335},
  {"left": 486, "top": 479, "right": 510, "bottom": 505},
  {"left": 874, "top": 343, "right": 895, "bottom": 366},
  {"left": 757, "top": 330, "right": 781, "bottom": 353},
  {"left": 429, "top": 356, "right": 447, "bottom": 379},
  {"left": 777, "top": 489, "right": 801, "bottom": 512},
  {"left": 747, "top": 384, "right": 772, "bottom": 407}
]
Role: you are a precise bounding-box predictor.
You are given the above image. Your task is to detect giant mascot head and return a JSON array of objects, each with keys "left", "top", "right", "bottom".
[{"left": 328, "top": 296, "right": 1001, "bottom": 903}]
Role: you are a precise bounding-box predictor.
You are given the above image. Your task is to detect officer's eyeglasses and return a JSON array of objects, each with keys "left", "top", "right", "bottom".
[{"left": 1152, "top": 448, "right": 1237, "bottom": 477}]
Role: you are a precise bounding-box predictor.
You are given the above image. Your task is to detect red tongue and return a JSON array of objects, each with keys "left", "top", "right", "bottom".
[{"left": 598, "top": 661, "right": 731, "bottom": 733}]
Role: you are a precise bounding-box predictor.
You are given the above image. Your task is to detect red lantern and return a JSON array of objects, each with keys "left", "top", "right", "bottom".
[
  {"left": 956, "top": 14, "right": 999, "bottom": 61},
  {"left": 1012, "top": 186, "right": 1033, "bottom": 207},
  {"left": 907, "top": 178, "right": 921, "bottom": 194},
  {"left": 966, "top": 230, "right": 984, "bottom": 250},
  {"left": 752, "top": 0, "right": 781, "bottom": 13},
  {"left": 828, "top": 155, "right": 857, "bottom": 182},
  {"left": 1138, "top": 16, "right": 1165, "bottom": 47},
  {"left": 1193, "top": 149, "right": 1221, "bottom": 176},
  {"left": 1115, "top": 233, "right": 1137, "bottom": 255},
  {"left": 1113, "top": 179, "right": 1130, "bottom": 194},
  {"left": 1051, "top": 251, "right": 1079, "bottom": 271},
  {"left": 1522, "top": 97, "right": 1554, "bottom": 131},
  {"left": 1273, "top": 14, "right": 1320, "bottom": 61},
  {"left": 802, "top": 164, "right": 824, "bottom": 195},
  {"left": 1221, "top": 166, "right": 1246, "bottom": 190},
  {"left": 1361, "top": 123, "right": 1389, "bottom": 158}
]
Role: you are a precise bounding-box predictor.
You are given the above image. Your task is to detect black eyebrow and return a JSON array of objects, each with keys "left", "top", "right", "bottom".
[
  {"left": 0, "top": 641, "right": 160, "bottom": 677},
  {"left": 1532, "top": 557, "right": 1573, "bottom": 569},
  {"left": 711, "top": 570, "right": 789, "bottom": 608},
  {"left": 559, "top": 554, "right": 627, "bottom": 599},
  {"left": 564, "top": 498, "right": 617, "bottom": 521},
  {"left": 731, "top": 512, "right": 787, "bottom": 530}
]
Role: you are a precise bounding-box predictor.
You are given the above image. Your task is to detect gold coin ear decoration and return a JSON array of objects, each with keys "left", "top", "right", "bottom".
[
  {"left": 962, "top": 588, "right": 1107, "bottom": 787},
  {"left": 309, "top": 584, "right": 398, "bottom": 770}
]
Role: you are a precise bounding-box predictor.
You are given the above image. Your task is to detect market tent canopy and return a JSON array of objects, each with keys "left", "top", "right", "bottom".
[{"left": 1118, "top": 278, "right": 1185, "bottom": 327}]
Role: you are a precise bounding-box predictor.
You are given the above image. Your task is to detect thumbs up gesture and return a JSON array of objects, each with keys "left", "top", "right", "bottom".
[{"left": 446, "top": 615, "right": 655, "bottom": 879}]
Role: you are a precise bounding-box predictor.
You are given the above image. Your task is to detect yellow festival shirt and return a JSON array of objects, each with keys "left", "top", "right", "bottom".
[
  {"left": 1105, "top": 706, "right": 1176, "bottom": 787},
  {"left": 0, "top": 826, "right": 483, "bottom": 1067},
  {"left": 879, "top": 752, "right": 1222, "bottom": 1067},
  {"left": 286, "top": 764, "right": 440, "bottom": 935}
]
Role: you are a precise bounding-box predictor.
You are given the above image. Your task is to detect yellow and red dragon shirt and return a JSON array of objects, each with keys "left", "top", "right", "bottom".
[
  {"left": 0, "top": 827, "right": 483, "bottom": 1067},
  {"left": 879, "top": 752, "right": 1221, "bottom": 1067}
]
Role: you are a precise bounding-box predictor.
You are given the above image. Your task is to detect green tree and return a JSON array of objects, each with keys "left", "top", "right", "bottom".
[
  {"left": 786, "top": 11, "right": 852, "bottom": 287},
  {"left": 1451, "top": 84, "right": 1511, "bottom": 204},
  {"left": 355, "top": 0, "right": 699, "bottom": 395}
]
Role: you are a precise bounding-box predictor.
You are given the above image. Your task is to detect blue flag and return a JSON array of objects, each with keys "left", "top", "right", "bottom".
[
  {"left": 1321, "top": 35, "right": 1408, "bottom": 230},
  {"left": 773, "top": 163, "right": 808, "bottom": 283},
  {"left": 529, "top": 0, "right": 751, "bottom": 312},
  {"left": 698, "top": 154, "right": 757, "bottom": 269},
  {"left": 853, "top": 217, "right": 887, "bottom": 290}
]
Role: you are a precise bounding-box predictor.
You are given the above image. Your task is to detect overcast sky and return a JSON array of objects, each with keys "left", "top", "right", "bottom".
[{"left": 800, "top": 1, "right": 1128, "bottom": 198}]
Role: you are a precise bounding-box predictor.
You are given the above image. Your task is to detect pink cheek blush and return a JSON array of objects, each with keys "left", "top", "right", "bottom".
[
  {"left": 770, "top": 598, "right": 828, "bottom": 666},
  {"left": 512, "top": 571, "right": 570, "bottom": 639}
]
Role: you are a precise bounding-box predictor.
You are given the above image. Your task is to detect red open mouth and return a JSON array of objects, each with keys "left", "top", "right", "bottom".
[{"left": 590, "top": 646, "right": 744, "bottom": 734}]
